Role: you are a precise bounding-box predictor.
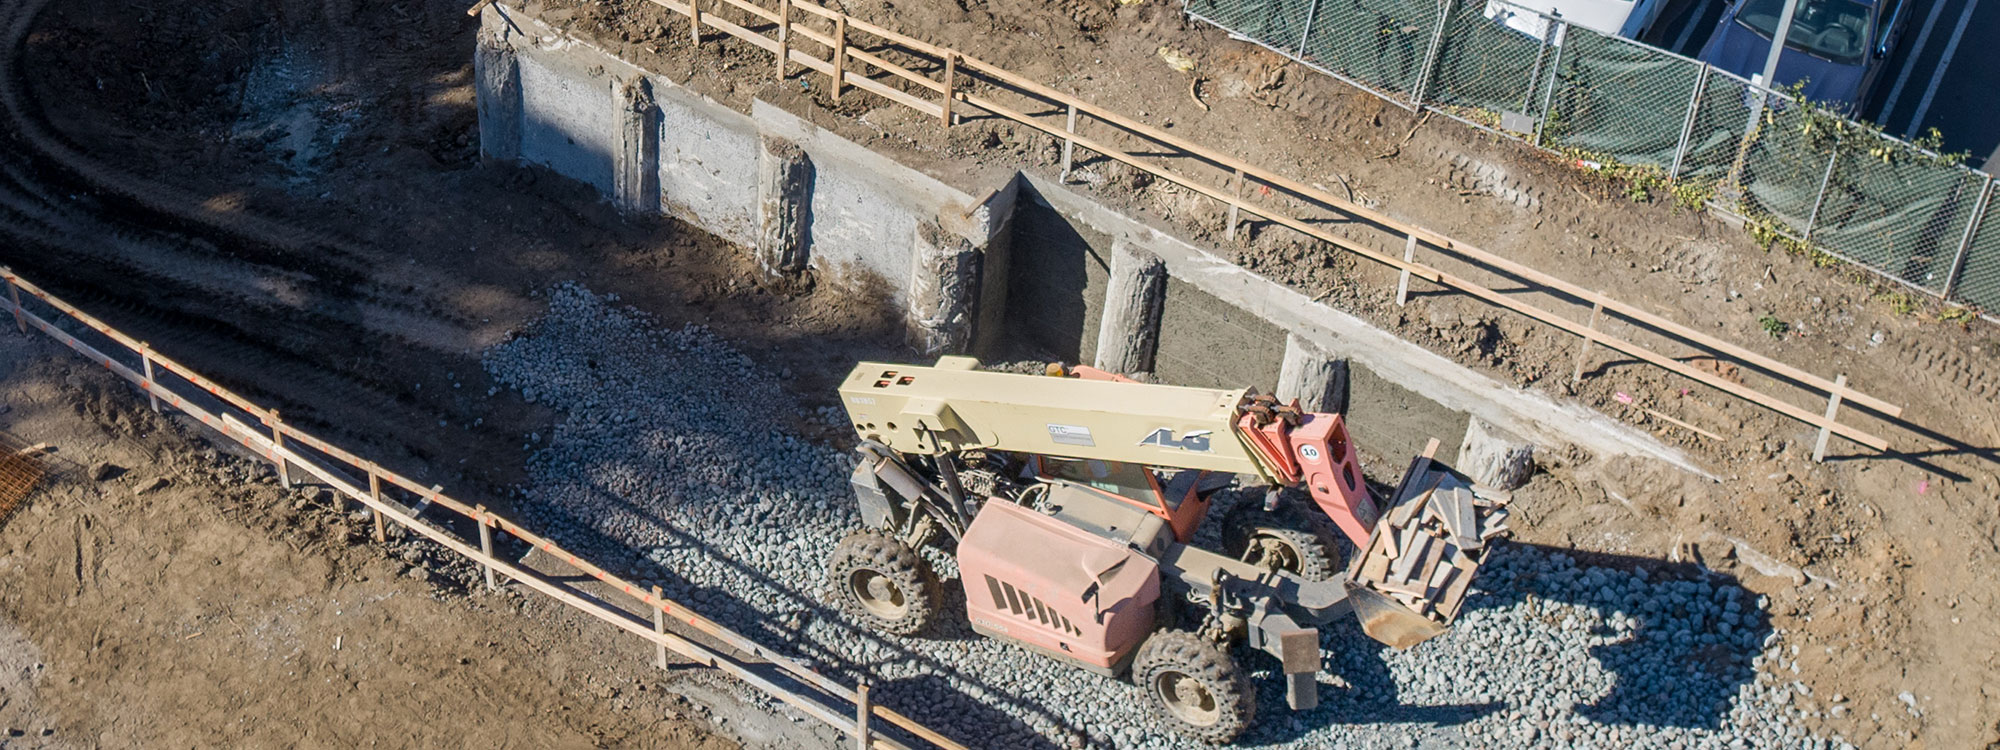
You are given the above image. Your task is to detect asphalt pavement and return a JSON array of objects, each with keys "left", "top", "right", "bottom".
[{"left": 1646, "top": 0, "right": 2000, "bottom": 169}]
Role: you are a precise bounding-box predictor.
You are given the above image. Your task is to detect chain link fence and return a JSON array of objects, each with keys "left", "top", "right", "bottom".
[
  {"left": 1950, "top": 180, "right": 2000, "bottom": 314},
  {"left": 1185, "top": 0, "right": 1999, "bottom": 322},
  {"left": 1426, "top": 0, "right": 1549, "bottom": 119}
]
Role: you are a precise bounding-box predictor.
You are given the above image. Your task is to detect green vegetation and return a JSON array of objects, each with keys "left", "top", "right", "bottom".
[
  {"left": 1877, "top": 290, "right": 1921, "bottom": 316},
  {"left": 1758, "top": 313, "right": 1790, "bottom": 338},
  {"left": 1552, "top": 148, "right": 1716, "bottom": 211},
  {"left": 1781, "top": 82, "right": 1970, "bottom": 168}
]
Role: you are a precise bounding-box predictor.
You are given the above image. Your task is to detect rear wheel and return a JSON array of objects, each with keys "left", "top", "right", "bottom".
[
  {"left": 828, "top": 529, "right": 939, "bottom": 636},
  {"left": 1133, "top": 630, "right": 1254, "bottom": 744},
  {"left": 1221, "top": 500, "right": 1342, "bottom": 581}
]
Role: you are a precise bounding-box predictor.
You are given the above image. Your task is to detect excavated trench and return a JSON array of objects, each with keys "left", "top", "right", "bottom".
[
  {"left": 0, "top": 0, "right": 1961, "bottom": 748},
  {"left": 0, "top": 0, "right": 912, "bottom": 501}
]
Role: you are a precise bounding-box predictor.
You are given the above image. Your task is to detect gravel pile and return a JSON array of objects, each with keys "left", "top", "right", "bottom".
[{"left": 483, "top": 284, "right": 1850, "bottom": 749}]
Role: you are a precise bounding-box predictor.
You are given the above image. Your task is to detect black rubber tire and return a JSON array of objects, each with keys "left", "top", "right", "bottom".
[
  {"left": 1221, "top": 500, "right": 1343, "bottom": 581},
  {"left": 1133, "top": 630, "right": 1255, "bottom": 744},
  {"left": 827, "top": 528, "right": 940, "bottom": 637}
]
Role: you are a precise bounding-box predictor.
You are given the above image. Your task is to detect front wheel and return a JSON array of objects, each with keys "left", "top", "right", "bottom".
[
  {"left": 827, "top": 529, "right": 940, "bottom": 637},
  {"left": 1221, "top": 501, "right": 1343, "bottom": 581},
  {"left": 1133, "top": 630, "right": 1255, "bottom": 744}
]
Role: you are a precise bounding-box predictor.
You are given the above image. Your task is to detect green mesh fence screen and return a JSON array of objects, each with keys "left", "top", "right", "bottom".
[
  {"left": 1189, "top": 0, "right": 1314, "bottom": 53},
  {"left": 1425, "top": 0, "right": 1550, "bottom": 115},
  {"left": 1188, "top": 0, "right": 1257, "bottom": 44},
  {"left": 1951, "top": 186, "right": 2000, "bottom": 315},
  {"left": 1299, "top": 0, "right": 1442, "bottom": 97},
  {"left": 1674, "top": 68, "right": 1755, "bottom": 183},
  {"left": 1811, "top": 140, "right": 1987, "bottom": 293},
  {"left": 1186, "top": 0, "right": 2000, "bottom": 321},
  {"left": 1738, "top": 101, "right": 1835, "bottom": 233},
  {"left": 1541, "top": 27, "right": 1701, "bottom": 167}
]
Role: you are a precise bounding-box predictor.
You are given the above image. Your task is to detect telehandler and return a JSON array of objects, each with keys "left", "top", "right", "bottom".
[{"left": 829, "top": 357, "right": 1510, "bottom": 743}]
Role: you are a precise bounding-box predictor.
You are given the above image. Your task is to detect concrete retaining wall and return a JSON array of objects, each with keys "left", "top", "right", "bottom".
[
  {"left": 475, "top": 6, "right": 1710, "bottom": 479},
  {"left": 481, "top": 8, "right": 991, "bottom": 309}
]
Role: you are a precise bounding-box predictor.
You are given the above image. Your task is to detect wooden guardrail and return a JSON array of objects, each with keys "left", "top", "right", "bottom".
[
  {"left": 565, "top": 0, "right": 1904, "bottom": 458},
  {"left": 1, "top": 267, "right": 966, "bottom": 750}
]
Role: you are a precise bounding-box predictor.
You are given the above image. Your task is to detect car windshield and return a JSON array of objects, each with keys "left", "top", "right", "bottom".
[{"left": 1735, "top": 0, "right": 1873, "bottom": 64}]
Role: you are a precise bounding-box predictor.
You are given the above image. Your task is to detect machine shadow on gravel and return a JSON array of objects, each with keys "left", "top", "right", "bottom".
[
  {"left": 880, "top": 673, "right": 1064, "bottom": 750},
  {"left": 519, "top": 487, "right": 1101, "bottom": 745},
  {"left": 1482, "top": 543, "right": 1770, "bottom": 730},
  {"left": 1231, "top": 541, "right": 1775, "bottom": 745}
]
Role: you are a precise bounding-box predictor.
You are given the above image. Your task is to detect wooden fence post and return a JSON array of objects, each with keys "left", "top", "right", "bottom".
[
  {"left": 1571, "top": 299, "right": 1605, "bottom": 383},
  {"left": 1395, "top": 233, "right": 1418, "bottom": 306},
  {"left": 854, "top": 681, "right": 872, "bottom": 750},
  {"left": 140, "top": 342, "right": 160, "bottom": 413},
  {"left": 477, "top": 504, "right": 498, "bottom": 590},
  {"left": 652, "top": 585, "right": 669, "bottom": 669},
  {"left": 832, "top": 16, "right": 847, "bottom": 103},
  {"left": 940, "top": 54, "right": 958, "bottom": 128},
  {"left": 1226, "top": 169, "right": 1244, "bottom": 242},
  {"left": 1811, "top": 373, "right": 1847, "bottom": 463},
  {"left": 1060, "top": 104, "right": 1078, "bottom": 181},
  {"left": 367, "top": 462, "right": 386, "bottom": 543},
  {"left": 5, "top": 271, "right": 22, "bottom": 333},
  {"left": 776, "top": 0, "right": 791, "bottom": 78},
  {"left": 270, "top": 410, "right": 292, "bottom": 489},
  {"left": 688, "top": 0, "right": 702, "bottom": 45}
]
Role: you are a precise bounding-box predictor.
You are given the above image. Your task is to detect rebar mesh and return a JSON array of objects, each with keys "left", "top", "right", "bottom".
[
  {"left": 1540, "top": 26, "right": 1701, "bottom": 167},
  {"left": 1298, "top": 0, "right": 1443, "bottom": 98},
  {"left": 1424, "top": 0, "right": 1550, "bottom": 116},
  {"left": 1810, "top": 138, "right": 1987, "bottom": 293},
  {"left": 0, "top": 432, "right": 46, "bottom": 530}
]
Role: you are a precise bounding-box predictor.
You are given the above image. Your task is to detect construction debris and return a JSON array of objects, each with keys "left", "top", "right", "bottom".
[{"left": 1351, "top": 466, "right": 1510, "bottom": 624}]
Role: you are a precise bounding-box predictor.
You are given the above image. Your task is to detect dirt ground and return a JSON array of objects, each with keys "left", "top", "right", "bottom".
[
  {"left": 0, "top": 0, "right": 1996, "bottom": 746},
  {"left": 0, "top": 332, "right": 752, "bottom": 749}
]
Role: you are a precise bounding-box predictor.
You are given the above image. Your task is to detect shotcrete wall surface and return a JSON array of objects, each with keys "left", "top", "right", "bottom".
[
  {"left": 654, "top": 93, "right": 760, "bottom": 246},
  {"left": 485, "top": 8, "right": 985, "bottom": 303},
  {"left": 1017, "top": 179, "right": 1465, "bottom": 463},
  {"left": 750, "top": 101, "right": 977, "bottom": 296},
  {"left": 1004, "top": 192, "right": 1111, "bottom": 365},
  {"left": 515, "top": 50, "right": 617, "bottom": 195},
  {"left": 477, "top": 6, "right": 1707, "bottom": 478},
  {"left": 1015, "top": 175, "right": 1706, "bottom": 475}
]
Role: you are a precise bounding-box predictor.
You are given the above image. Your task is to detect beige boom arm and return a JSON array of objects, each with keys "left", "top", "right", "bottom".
[{"left": 838, "top": 357, "right": 1274, "bottom": 481}]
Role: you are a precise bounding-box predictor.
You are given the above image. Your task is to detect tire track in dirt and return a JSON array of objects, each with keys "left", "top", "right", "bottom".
[
  {"left": 0, "top": 0, "right": 545, "bottom": 493},
  {"left": 0, "top": 0, "right": 493, "bottom": 352}
]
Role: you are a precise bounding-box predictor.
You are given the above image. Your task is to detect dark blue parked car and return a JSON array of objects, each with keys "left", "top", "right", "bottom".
[{"left": 1698, "top": 0, "right": 1907, "bottom": 110}]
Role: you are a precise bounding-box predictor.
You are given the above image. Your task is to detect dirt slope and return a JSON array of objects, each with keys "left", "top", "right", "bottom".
[{"left": 0, "top": 332, "right": 743, "bottom": 748}]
